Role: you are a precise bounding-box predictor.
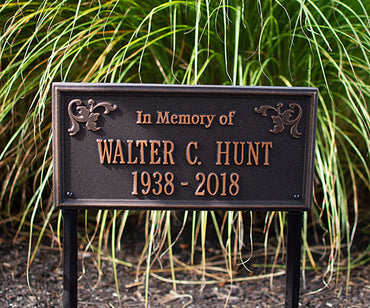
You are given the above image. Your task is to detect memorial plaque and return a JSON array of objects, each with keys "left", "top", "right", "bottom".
[{"left": 53, "top": 83, "right": 317, "bottom": 210}]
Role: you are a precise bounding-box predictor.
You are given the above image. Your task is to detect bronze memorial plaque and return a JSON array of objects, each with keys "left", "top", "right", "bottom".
[{"left": 53, "top": 83, "right": 317, "bottom": 210}]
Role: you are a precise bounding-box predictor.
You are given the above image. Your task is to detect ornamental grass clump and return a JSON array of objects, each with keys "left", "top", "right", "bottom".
[{"left": 0, "top": 0, "right": 369, "bottom": 304}]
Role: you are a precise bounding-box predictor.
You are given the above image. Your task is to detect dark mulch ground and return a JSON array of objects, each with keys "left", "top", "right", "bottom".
[{"left": 1, "top": 237, "right": 369, "bottom": 308}]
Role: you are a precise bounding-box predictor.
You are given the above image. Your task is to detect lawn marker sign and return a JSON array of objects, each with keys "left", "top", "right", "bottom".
[
  {"left": 52, "top": 83, "right": 318, "bottom": 308},
  {"left": 53, "top": 84, "right": 317, "bottom": 210}
]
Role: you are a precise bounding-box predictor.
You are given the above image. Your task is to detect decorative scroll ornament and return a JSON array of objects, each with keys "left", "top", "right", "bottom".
[
  {"left": 254, "top": 103, "right": 303, "bottom": 138},
  {"left": 67, "top": 99, "right": 117, "bottom": 136}
]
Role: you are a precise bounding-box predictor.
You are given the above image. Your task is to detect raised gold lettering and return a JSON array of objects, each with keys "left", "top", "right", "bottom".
[
  {"left": 191, "top": 114, "right": 199, "bottom": 124},
  {"left": 216, "top": 141, "right": 231, "bottom": 166},
  {"left": 152, "top": 172, "right": 163, "bottom": 195},
  {"left": 136, "top": 110, "right": 143, "bottom": 124},
  {"left": 178, "top": 114, "right": 190, "bottom": 124},
  {"left": 97, "top": 139, "right": 176, "bottom": 165},
  {"left": 229, "top": 173, "right": 240, "bottom": 196},
  {"left": 207, "top": 173, "right": 219, "bottom": 196},
  {"left": 112, "top": 139, "right": 125, "bottom": 164},
  {"left": 170, "top": 114, "right": 178, "bottom": 124},
  {"left": 141, "top": 171, "right": 151, "bottom": 194},
  {"left": 164, "top": 172, "right": 175, "bottom": 195},
  {"left": 131, "top": 171, "right": 138, "bottom": 195},
  {"left": 220, "top": 173, "right": 227, "bottom": 196},
  {"left": 136, "top": 111, "right": 152, "bottom": 124},
  {"left": 163, "top": 140, "right": 175, "bottom": 165},
  {"left": 186, "top": 141, "right": 199, "bottom": 165},
  {"left": 228, "top": 111, "right": 236, "bottom": 125},
  {"left": 194, "top": 172, "right": 240, "bottom": 196},
  {"left": 247, "top": 142, "right": 260, "bottom": 166},
  {"left": 127, "top": 140, "right": 138, "bottom": 164},
  {"left": 156, "top": 111, "right": 170, "bottom": 124},
  {"left": 97, "top": 139, "right": 113, "bottom": 164},
  {"left": 156, "top": 111, "right": 215, "bottom": 128},
  {"left": 195, "top": 173, "right": 206, "bottom": 196},
  {"left": 233, "top": 141, "right": 245, "bottom": 165},
  {"left": 150, "top": 140, "right": 161, "bottom": 165},
  {"left": 215, "top": 140, "right": 272, "bottom": 166},
  {"left": 262, "top": 142, "right": 273, "bottom": 166},
  {"left": 136, "top": 140, "right": 148, "bottom": 164}
]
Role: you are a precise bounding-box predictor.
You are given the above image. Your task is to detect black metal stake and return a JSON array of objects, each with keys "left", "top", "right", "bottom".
[
  {"left": 285, "top": 211, "right": 303, "bottom": 308},
  {"left": 62, "top": 209, "right": 78, "bottom": 308}
]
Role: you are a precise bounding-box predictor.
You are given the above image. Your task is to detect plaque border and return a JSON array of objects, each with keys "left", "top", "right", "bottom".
[{"left": 53, "top": 83, "right": 318, "bottom": 211}]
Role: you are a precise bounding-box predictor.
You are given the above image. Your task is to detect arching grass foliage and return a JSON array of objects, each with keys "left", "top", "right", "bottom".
[{"left": 1, "top": 0, "right": 369, "bottom": 302}]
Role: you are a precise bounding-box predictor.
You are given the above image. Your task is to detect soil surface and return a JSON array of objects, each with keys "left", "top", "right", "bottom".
[{"left": 1, "top": 238, "right": 369, "bottom": 308}]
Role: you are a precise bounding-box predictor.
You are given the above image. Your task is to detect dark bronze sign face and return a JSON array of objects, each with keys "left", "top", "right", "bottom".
[{"left": 53, "top": 83, "right": 317, "bottom": 210}]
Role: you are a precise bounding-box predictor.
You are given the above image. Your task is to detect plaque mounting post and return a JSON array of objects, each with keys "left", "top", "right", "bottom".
[
  {"left": 285, "top": 211, "right": 303, "bottom": 308},
  {"left": 62, "top": 209, "right": 78, "bottom": 308}
]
